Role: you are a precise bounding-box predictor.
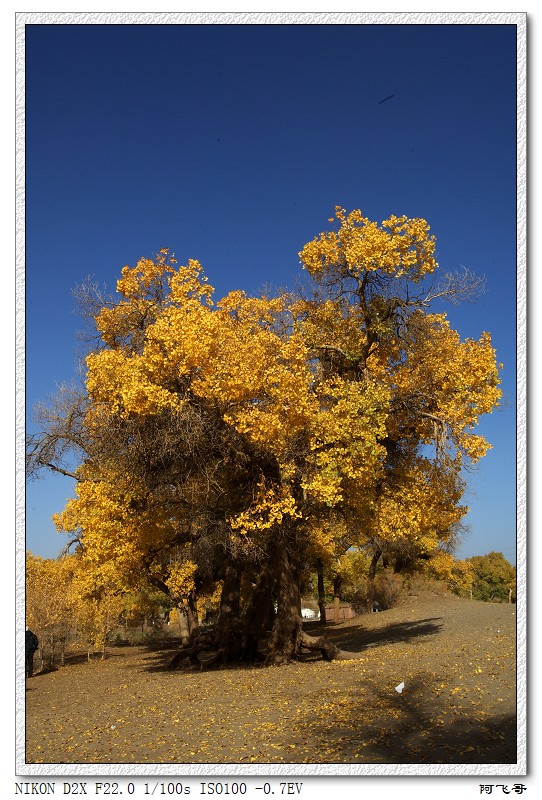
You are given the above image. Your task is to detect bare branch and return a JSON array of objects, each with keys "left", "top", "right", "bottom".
[{"left": 426, "top": 266, "right": 486, "bottom": 305}]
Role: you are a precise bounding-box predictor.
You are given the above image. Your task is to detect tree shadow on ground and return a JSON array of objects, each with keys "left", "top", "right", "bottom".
[
  {"left": 32, "top": 650, "right": 138, "bottom": 673},
  {"left": 62, "top": 651, "right": 129, "bottom": 666},
  {"left": 136, "top": 618, "right": 444, "bottom": 673},
  {"left": 30, "top": 664, "right": 59, "bottom": 676},
  {"left": 139, "top": 651, "right": 266, "bottom": 673},
  {"left": 304, "top": 617, "right": 444, "bottom": 652},
  {"left": 300, "top": 672, "right": 517, "bottom": 764}
]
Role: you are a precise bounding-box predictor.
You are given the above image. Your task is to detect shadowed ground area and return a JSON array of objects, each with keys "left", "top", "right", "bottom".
[{"left": 24, "top": 592, "right": 517, "bottom": 765}]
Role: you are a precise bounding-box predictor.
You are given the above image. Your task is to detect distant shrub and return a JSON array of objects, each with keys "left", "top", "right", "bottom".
[
  {"left": 111, "top": 633, "right": 131, "bottom": 647},
  {"left": 345, "top": 584, "right": 368, "bottom": 614},
  {"left": 344, "top": 570, "right": 403, "bottom": 612},
  {"left": 402, "top": 573, "right": 450, "bottom": 597},
  {"left": 374, "top": 570, "right": 403, "bottom": 609}
]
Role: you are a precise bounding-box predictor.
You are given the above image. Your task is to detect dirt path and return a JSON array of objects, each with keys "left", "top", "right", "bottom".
[{"left": 24, "top": 593, "right": 517, "bottom": 765}]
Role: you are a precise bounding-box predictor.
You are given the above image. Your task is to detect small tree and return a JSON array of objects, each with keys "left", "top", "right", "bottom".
[
  {"left": 424, "top": 550, "right": 474, "bottom": 597},
  {"left": 26, "top": 553, "right": 77, "bottom": 669},
  {"left": 119, "top": 585, "right": 171, "bottom": 639},
  {"left": 374, "top": 569, "right": 403, "bottom": 609},
  {"left": 69, "top": 567, "right": 124, "bottom": 659},
  {"left": 467, "top": 552, "right": 516, "bottom": 602}
]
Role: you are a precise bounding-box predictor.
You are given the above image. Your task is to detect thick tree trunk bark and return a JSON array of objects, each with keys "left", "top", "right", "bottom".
[
  {"left": 243, "top": 559, "right": 277, "bottom": 662},
  {"left": 187, "top": 591, "right": 199, "bottom": 639},
  {"left": 266, "top": 533, "right": 302, "bottom": 665},
  {"left": 176, "top": 604, "right": 190, "bottom": 646},
  {"left": 169, "top": 531, "right": 361, "bottom": 669},
  {"left": 216, "top": 557, "right": 244, "bottom": 662},
  {"left": 219, "top": 557, "right": 241, "bottom": 625}
]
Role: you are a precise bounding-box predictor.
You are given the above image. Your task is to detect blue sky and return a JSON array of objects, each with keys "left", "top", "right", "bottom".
[{"left": 25, "top": 21, "right": 519, "bottom": 564}]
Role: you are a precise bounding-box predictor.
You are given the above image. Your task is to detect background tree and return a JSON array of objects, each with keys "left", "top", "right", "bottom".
[
  {"left": 68, "top": 564, "right": 124, "bottom": 660},
  {"left": 424, "top": 550, "right": 475, "bottom": 597},
  {"left": 26, "top": 553, "right": 77, "bottom": 669},
  {"left": 466, "top": 552, "right": 516, "bottom": 602},
  {"left": 119, "top": 586, "right": 170, "bottom": 635}
]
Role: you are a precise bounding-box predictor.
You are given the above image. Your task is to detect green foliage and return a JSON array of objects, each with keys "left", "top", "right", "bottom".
[
  {"left": 467, "top": 552, "right": 516, "bottom": 602},
  {"left": 121, "top": 587, "right": 170, "bottom": 625}
]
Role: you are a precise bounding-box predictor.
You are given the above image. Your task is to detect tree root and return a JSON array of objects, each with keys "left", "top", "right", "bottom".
[
  {"left": 167, "top": 625, "right": 357, "bottom": 669},
  {"left": 299, "top": 631, "right": 355, "bottom": 661}
]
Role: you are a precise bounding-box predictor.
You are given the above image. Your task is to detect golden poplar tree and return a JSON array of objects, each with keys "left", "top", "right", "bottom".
[{"left": 30, "top": 210, "right": 501, "bottom": 665}]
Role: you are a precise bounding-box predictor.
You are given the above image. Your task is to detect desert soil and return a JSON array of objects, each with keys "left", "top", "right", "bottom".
[{"left": 24, "top": 591, "right": 517, "bottom": 766}]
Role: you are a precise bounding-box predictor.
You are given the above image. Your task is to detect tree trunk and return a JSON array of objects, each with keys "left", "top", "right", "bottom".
[
  {"left": 216, "top": 557, "right": 244, "bottom": 662},
  {"left": 187, "top": 591, "right": 199, "bottom": 639},
  {"left": 218, "top": 557, "right": 241, "bottom": 627},
  {"left": 243, "top": 560, "right": 277, "bottom": 662},
  {"left": 367, "top": 548, "right": 382, "bottom": 612},
  {"left": 169, "top": 531, "right": 358, "bottom": 669},
  {"left": 316, "top": 559, "right": 327, "bottom": 626},
  {"left": 299, "top": 631, "right": 352, "bottom": 661},
  {"left": 266, "top": 533, "right": 302, "bottom": 665},
  {"left": 176, "top": 604, "right": 190, "bottom": 646},
  {"left": 333, "top": 573, "right": 343, "bottom": 622}
]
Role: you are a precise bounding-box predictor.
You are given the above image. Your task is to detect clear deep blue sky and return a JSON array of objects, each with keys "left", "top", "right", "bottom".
[{"left": 25, "top": 22, "right": 518, "bottom": 564}]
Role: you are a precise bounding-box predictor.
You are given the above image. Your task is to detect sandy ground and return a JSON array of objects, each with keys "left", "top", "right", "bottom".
[{"left": 24, "top": 591, "right": 517, "bottom": 766}]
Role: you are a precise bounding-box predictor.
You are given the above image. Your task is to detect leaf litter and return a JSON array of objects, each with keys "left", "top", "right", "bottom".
[{"left": 25, "top": 591, "right": 516, "bottom": 764}]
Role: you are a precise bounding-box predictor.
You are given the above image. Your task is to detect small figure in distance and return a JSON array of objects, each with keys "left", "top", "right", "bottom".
[
  {"left": 372, "top": 601, "right": 383, "bottom": 613},
  {"left": 25, "top": 627, "right": 39, "bottom": 678}
]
